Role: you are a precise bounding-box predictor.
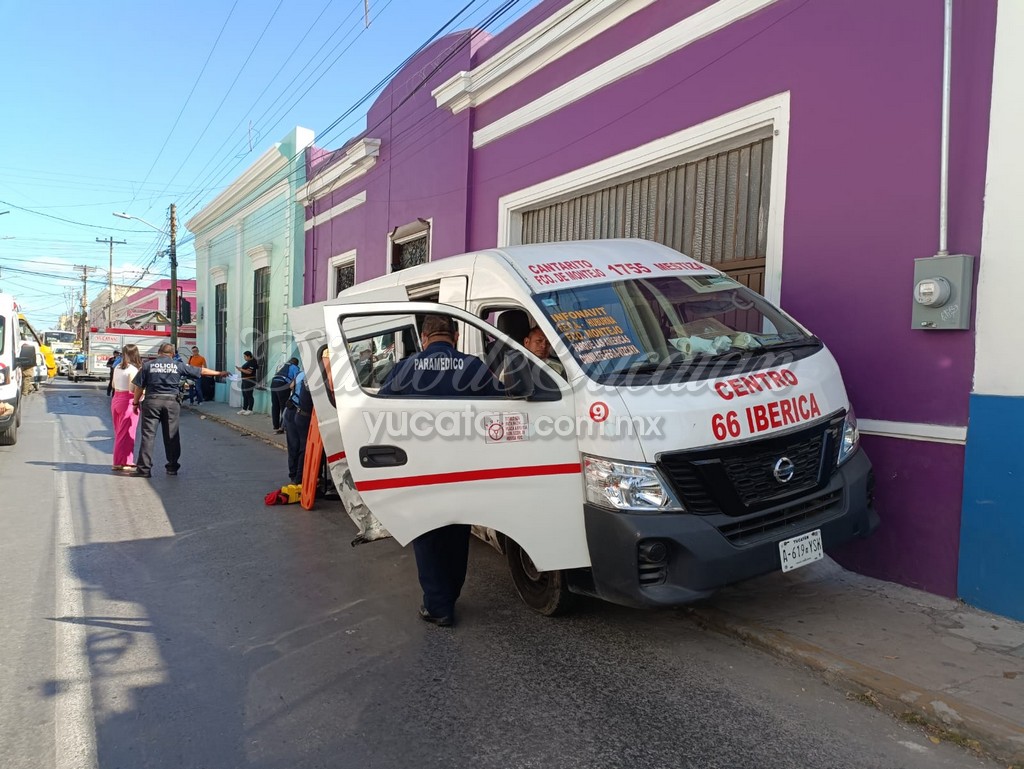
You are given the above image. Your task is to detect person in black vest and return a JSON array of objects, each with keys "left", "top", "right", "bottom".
[
  {"left": 270, "top": 357, "right": 300, "bottom": 433},
  {"left": 131, "top": 343, "right": 228, "bottom": 478},
  {"left": 283, "top": 368, "right": 314, "bottom": 483},
  {"left": 378, "top": 315, "right": 503, "bottom": 628}
]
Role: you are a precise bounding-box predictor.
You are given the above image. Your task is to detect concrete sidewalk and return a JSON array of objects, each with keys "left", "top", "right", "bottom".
[
  {"left": 183, "top": 399, "right": 287, "bottom": 451},
  {"left": 690, "top": 558, "right": 1024, "bottom": 765},
  {"left": 183, "top": 400, "right": 1024, "bottom": 763}
]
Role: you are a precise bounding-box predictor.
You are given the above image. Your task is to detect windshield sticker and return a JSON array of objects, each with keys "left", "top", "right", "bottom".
[
  {"left": 521, "top": 254, "right": 717, "bottom": 290},
  {"left": 551, "top": 305, "right": 642, "bottom": 365}
]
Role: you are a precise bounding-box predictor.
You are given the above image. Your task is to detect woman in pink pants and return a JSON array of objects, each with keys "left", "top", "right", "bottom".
[{"left": 111, "top": 344, "right": 143, "bottom": 471}]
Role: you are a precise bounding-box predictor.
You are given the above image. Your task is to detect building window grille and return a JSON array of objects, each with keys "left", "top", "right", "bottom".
[
  {"left": 252, "top": 267, "right": 270, "bottom": 380},
  {"left": 214, "top": 283, "right": 227, "bottom": 372}
]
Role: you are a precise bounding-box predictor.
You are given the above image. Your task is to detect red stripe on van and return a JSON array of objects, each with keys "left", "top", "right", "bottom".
[
  {"left": 326, "top": 451, "right": 346, "bottom": 463},
  {"left": 354, "top": 462, "right": 582, "bottom": 492}
]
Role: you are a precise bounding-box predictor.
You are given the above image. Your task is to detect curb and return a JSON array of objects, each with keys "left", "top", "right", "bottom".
[
  {"left": 183, "top": 405, "right": 287, "bottom": 452},
  {"left": 688, "top": 606, "right": 1024, "bottom": 766}
]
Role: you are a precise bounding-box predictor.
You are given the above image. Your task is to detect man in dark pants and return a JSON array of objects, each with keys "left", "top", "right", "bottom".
[
  {"left": 131, "top": 343, "right": 228, "bottom": 478},
  {"left": 283, "top": 369, "right": 313, "bottom": 483},
  {"left": 378, "top": 315, "right": 503, "bottom": 627}
]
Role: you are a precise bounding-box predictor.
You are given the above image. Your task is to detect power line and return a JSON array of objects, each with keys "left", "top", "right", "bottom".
[
  {"left": 181, "top": 0, "right": 503, "bottom": 227},
  {"left": 145, "top": 0, "right": 288, "bottom": 217},
  {"left": 129, "top": 0, "right": 241, "bottom": 211}
]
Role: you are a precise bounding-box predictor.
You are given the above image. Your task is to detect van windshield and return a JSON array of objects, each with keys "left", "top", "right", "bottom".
[
  {"left": 0, "top": 316, "right": 5, "bottom": 355},
  {"left": 535, "top": 274, "right": 821, "bottom": 384}
]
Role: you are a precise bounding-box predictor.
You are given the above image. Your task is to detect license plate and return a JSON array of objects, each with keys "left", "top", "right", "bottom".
[{"left": 778, "top": 529, "right": 823, "bottom": 572}]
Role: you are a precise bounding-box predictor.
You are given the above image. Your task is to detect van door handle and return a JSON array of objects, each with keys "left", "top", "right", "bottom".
[{"left": 359, "top": 445, "right": 408, "bottom": 468}]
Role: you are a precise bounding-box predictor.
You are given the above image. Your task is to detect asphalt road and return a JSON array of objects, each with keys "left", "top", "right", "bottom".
[{"left": 0, "top": 381, "right": 999, "bottom": 769}]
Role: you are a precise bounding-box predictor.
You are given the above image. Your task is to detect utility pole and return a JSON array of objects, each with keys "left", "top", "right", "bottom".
[
  {"left": 169, "top": 203, "right": 178, "bottom": 352},
  {"left": 96, "top": 236, "right": 126, "bottom": 329},
  {"left": 73, "top": 265, "right": 97, "bottom": 352}
]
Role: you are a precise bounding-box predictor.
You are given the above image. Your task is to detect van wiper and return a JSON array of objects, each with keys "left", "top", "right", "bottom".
[{"left": 761, "top": 337, "right": 821, "bottom": 351}]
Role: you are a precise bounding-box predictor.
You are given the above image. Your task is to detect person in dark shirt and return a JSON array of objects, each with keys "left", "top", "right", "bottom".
[
  {"left": 270, "top": 357, "right": 300, "bottom": 433},
  {"left": 130, "top": 343, "right": 228, "bottom": 478},
  {"left": 236, "top": 351, "right": 258, "bottom": 415},
  {"left": 283, "top": 368, "right": 315, "bottom": 483},
  {"left": 378, "top": 315, "right": 503, "bottom": 628}
]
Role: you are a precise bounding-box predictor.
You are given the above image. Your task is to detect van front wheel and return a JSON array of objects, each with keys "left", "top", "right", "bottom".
[
  {"left": 505, "top": 539, "right": 574, "bottom": 616},
  {"left": 0, "top": 415, "right": 17, "bottom": 446}
]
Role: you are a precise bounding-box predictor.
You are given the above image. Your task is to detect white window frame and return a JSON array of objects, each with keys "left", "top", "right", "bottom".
[
  {"left": 496, "top": 93, "right": 791, "bottom": 305},
  {"left": 386, "top": 218, "right": 433, "bottom": 275},
  {"left": 329, "top": 249, "right": 358, "bottom": 297}
]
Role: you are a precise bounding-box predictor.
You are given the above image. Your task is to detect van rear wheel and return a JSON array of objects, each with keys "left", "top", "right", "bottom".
[{"left": 505, "top": 539, "right": 574, "bottom": 616}]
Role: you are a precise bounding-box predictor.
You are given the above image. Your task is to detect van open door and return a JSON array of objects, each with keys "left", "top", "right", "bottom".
[
  {"left": 288, "top": 287, "right": 412, "bottom": 543},
  {"left": 321, "top": 301, "right": 590, "bottom": 573}
]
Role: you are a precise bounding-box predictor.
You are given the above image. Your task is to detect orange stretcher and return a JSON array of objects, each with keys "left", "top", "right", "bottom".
[{"left": 300, "top": 411, "right": 321, "bottom": 511}]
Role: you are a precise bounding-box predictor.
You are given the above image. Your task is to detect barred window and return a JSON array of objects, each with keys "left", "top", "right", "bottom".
[
  {"left": 391, "top": 234, "right": 428, "bottom": 272},
  {"left": 335, "top": 262, "right": 354, "bottom": 295},
  {"left": 252, "top": 267, "right": 270, "bottom": 380},
  {"left": 214, "top": 283, "right": 227, "bottom": 371}
]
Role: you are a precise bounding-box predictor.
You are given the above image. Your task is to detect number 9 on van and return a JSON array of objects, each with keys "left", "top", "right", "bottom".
[{"left": 583, "top": 456, "right": 683, "bottom": 512}]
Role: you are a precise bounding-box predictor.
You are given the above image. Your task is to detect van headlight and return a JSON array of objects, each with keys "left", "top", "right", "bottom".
[
  {"left": 583, "top": 456, "right": 683, "bottom": 512},
  {"left": 837, "top": 408, "right": 860, "bottom": 465}
]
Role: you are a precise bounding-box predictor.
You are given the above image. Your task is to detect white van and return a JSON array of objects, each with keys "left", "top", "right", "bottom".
[
  {"left": 0, "top": 293, "right": 38, "bottom": 445},
  {"left": 289, "top": 240, "right": 877, "bottom": 614}
]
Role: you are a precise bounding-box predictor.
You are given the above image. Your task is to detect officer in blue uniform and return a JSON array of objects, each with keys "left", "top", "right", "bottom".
[
  {"left": 131, "top": 343, "right": 228, "bottom": 478},
  {"left": 283, "top": 368, "right": 314, "bottom": 483},
  {"left": 379, "top": 315, "right": 503, "bottom": 627}
]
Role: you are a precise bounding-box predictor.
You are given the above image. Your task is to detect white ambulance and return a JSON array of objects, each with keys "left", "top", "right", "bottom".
[{"left": 289, "top": 240, "right": 877, "bottom": 615}]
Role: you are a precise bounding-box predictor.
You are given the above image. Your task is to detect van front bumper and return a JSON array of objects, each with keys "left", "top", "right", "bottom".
[{"left": 576, "top": 448, "right": 877, "bottom": 609}]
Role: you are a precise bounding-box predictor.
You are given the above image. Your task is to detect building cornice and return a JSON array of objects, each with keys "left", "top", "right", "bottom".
[
  {"left": 187, "top": 145, "right": 288, "bottom": 234},
  {"left": 304, "top": 190, "right": 367, "bottom": 231},
  {"left": 209, "top": 265, "right": 228, "bottom": 284},
  {"left": 433, "top": 0, "right": 659, "bottom": 114},
  {"left": 247, "top": 244, "right": 272, "bottom": 271},
  {"left": 296, "top": 138, "right": 381, "bottom": 205},
  {"left": 472, "top": 0, "right": 780, "bottom": 148}
]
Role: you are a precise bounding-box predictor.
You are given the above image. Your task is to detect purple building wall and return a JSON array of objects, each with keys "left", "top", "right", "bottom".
[
  {"left": 303, "top": 33, "right": 484, "bottom": 302},
  {"left": 464, "top": 0, "right": 996, "bottom": 596},
  {"left": 301, "top": 0, "right": 998, "bottom": 597}
]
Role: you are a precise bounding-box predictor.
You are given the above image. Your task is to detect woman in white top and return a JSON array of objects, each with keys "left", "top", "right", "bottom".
[{"left": 111, "top": 344, "right": 143, "bottom": 471}]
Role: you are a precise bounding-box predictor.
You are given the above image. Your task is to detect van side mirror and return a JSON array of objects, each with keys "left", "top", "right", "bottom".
[{"left": 16, "top": 344, "right": 36, "bottom": 369}]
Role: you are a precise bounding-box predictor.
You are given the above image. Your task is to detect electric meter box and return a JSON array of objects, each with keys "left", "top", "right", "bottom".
[{"left": 911, "top": 254, "right": 974, "bottom": 330}]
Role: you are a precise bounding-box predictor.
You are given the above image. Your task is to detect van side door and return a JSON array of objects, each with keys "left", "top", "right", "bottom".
[{"left": 322, "top": 301, "right": 589, "bottom": 572}]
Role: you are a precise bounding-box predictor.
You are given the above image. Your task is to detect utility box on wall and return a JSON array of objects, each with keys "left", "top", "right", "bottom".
[{"left": 911, "top": 254, "right": 975, "bottom": 330}]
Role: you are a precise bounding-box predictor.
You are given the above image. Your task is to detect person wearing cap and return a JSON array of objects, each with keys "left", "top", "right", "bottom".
[{"left": 378, "top": 314, "right": 503, "bottom": 628}]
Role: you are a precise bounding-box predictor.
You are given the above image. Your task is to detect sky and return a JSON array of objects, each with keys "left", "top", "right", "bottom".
[{"left": 0, "top": 0, "right": 534, "bottom": 330}]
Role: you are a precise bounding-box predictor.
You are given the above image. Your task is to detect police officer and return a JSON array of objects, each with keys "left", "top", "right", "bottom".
[
  {"left": 130, "top": 343, "right": 228, "bottom": 478},
  {"left": 283, "top": 367, "right": 314, "bottom": 483},
  {"left": 378, "top": 315, "right": 503, "bottom": 627}
]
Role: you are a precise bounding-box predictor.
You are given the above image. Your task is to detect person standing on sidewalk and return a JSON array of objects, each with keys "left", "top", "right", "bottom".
[
  {"left": 131, "top": 343, "right": 228, "bottom": 478},
  {"left": 269, "top": 357, "right": 300, "bottom": 434},
  {"left": 110, "top": 344, "right": 141, "bottom": 471},
  {"left": 236, "top": 351, "right": 258, "bottom": 415},
  {"left": 187, "top": 346, "right": 207, "bottom": 404}
]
